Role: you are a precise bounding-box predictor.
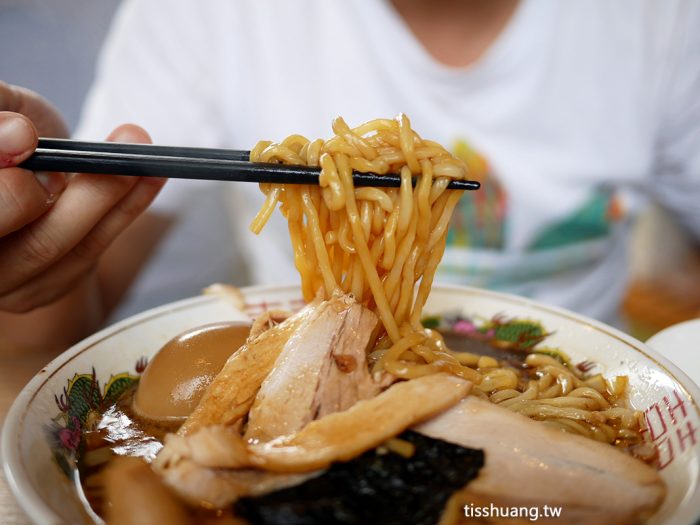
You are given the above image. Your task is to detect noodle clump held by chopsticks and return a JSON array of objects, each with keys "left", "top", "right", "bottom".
[
  {"left": 248, "top": 114, "right": 648, "bottom": 455},
  {"left": 249, "top": 114, "right": 479, "bottom": 382}
]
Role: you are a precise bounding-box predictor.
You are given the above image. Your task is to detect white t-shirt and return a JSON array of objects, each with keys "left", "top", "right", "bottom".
[{"left": 76, "top": 0, "right": 700, "bottom": 324}]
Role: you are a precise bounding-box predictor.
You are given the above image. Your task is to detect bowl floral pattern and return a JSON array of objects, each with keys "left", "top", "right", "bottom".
[{"left": 47, "top": 362, "right": 145, "bottom": 478}]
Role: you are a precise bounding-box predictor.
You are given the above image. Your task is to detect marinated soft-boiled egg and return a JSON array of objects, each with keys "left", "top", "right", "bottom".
[{"left": 133, "top": 322, "right": 250, "bottom": 421}]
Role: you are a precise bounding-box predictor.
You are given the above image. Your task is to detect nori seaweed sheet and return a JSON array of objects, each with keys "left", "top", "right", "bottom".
[{"left": 234, "top": 431, "right": 484, "bottom": 525}]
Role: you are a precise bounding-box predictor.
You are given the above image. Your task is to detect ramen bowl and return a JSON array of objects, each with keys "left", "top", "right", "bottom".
[{"left": 3, "top": 284, "right": 700, "bottom": 525}]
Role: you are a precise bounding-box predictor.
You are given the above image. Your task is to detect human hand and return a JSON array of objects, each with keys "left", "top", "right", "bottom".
[{"left": 0, "top": 82, "right": 166, "bottom": 312}]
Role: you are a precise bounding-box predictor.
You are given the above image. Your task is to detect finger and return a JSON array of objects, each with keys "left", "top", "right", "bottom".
[
  {"left": 0, "top": 170, "right": 141, "bottom": 295},
  {"left": 106, "top": 123, "right": 152, "bottom": 144},
  {"left": 0, "top": 178, "right": 137, "bottom": 285},
  {"left": 0, "top": 112, "right": 66, "bottom": 236},
  {"left": 0, "top": 122, "right": 155, "bottom": 292},
  {"left": 0, "top": 167, "right": 66, "bottom": 237},
  {"left": 0, "top": 81, "right": 68, "bottom": 138},
  {"left": 0, "top": 176, "right": 165, "bottom": 313},
  {"left": 0, "top": 111, "right": 39, "bottom": 167}
]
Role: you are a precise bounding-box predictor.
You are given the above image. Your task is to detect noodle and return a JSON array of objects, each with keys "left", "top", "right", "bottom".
[
  {"left": 250, "top": 114, "right": 479, "bottom": 383},
  {"left": 478, "top": 351, "right": 650, "bottom": 453},
  {"left": 249, "top": 114, "right": 649, "bottom": 456}
]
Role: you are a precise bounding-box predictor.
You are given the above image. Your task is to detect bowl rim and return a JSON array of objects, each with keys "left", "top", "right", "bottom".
[{"left": 3, "top": 282, "right": 700, "bottom": 525}]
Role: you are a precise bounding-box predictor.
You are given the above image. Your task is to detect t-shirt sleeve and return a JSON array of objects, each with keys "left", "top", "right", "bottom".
[
  {"left": 651, "top": 1, "right": 700, "bottom": 241},
  {"left": 74, "top": 0, "right": 226, "bottom": 215}
]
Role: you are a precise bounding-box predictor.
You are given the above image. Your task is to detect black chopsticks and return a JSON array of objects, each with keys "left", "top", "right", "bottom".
[
  {"left": 19, "top": 138, "right": 481, "bottom": 190},
  {"left": 37, "top": 138, "right": 250, "bottom": 162}
]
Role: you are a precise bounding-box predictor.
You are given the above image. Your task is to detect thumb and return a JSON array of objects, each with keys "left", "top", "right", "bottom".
[{"left": 0, "top": 112, "right": 38, "bottom": 168}]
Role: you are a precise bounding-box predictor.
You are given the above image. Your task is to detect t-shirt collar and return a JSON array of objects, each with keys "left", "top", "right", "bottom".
[{"left": 364, "top": 0, "right": 549, "bottom": 86}]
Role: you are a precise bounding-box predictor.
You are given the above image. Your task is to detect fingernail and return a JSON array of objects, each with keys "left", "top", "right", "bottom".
[
  {"left": 0, "top": 115, "right": 34, "bottom": 158},
  {"left": 35, "top": 172, "right": 66, "bottom": 201}
]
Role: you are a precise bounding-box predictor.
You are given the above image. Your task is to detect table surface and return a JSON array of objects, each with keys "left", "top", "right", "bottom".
[{"left": 0, "top": 351, "right": 55, "bottom": 525}]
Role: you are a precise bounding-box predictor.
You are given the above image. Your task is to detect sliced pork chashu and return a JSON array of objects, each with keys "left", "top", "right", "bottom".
[
  {"left": 104, "top": 457, "right": 190, "bottom": 525},
  {"left": 154, "top": 374, "right": 472, "bottom": 507},
  {"left": 154, "top": 427, "right": 315, "bottom": 509},
  {"left": 417, "top": 396, "right": 665, "bottom": 525},
  {"left": 249, "top": 373, "right": 472, "bottom": 473},
  {"left": 178, "top": 299, "right": 320, "bottom": 435},
  {"left": 245, "top": 293, "right": 380, "bottom": 443}
]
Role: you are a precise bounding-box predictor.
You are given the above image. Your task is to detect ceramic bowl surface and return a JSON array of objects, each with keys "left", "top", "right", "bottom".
[{"left": 3, "top": 284, "right": 699, "bottom": 524}]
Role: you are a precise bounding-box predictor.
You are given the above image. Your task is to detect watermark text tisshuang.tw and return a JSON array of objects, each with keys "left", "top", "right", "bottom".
[{"left": 464, "top": 503, "right": 562, "bottom": 521}]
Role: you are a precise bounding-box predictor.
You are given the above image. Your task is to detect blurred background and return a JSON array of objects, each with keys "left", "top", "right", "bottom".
[
  {"left": 1, "top": 0, "right": 699, "bottom": 341},
  {"left": 0, "top": 0, "right": 120, "bottom": 131}
]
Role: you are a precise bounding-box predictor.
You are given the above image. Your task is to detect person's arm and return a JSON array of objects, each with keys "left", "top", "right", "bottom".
[{"left": 0, "top": 84, "right": 167, "bottom": 354}]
